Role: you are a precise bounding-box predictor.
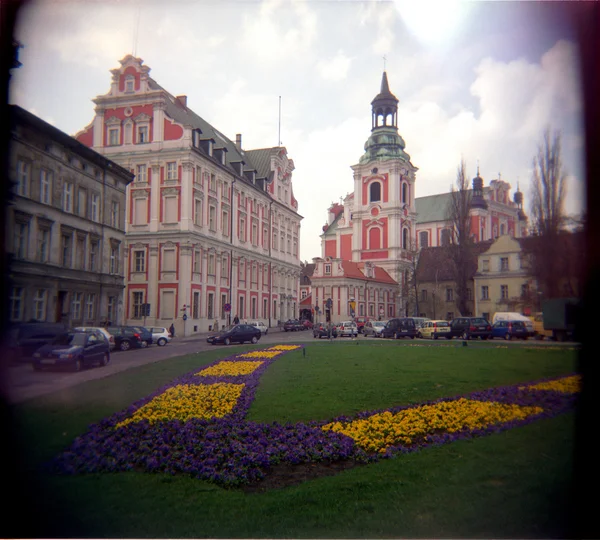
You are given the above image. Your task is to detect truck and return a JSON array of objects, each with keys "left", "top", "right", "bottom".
[{"left": 541, "top": 298, "right": 580, "bottom": 342}]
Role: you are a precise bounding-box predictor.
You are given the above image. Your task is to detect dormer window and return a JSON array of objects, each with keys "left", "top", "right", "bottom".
[
  {"left": 325, "top": 264, "right": 331, "bottom": 275},
  {"left": 125, "top": 75, "right": 135, "bottom": 93}
]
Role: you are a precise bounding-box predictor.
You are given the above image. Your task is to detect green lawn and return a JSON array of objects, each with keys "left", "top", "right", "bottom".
[{"left": 6, "top": 342, "right": 578, "bottom": 538}]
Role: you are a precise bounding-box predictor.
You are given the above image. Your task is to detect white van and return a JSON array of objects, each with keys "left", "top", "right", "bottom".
[{"left": 492, "top": 312, "right": 534, "bottom": 336}]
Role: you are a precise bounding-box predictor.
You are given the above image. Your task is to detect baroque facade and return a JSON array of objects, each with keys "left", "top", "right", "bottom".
[
  {"left": 75, "top": 55, "right": 302, "bottom": 335},
  {"left": 7, "top": 105, "right": 133, "bottom": 325}
]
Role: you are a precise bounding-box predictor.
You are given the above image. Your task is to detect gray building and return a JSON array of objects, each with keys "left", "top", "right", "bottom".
[{"left": 7, "top": 105, "right": 133, "bottom": 326}]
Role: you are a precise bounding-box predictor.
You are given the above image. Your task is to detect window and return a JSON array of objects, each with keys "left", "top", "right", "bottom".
[
  {"left": 209, "top": 206, "right": 216, "bottom": 231},
  {"left": 134, "top": 250, "right": 146, "bottom": 272},
  {"left": 89, "top": 241, "right": 98, "bottom": 272},
  {"left": 194, "top": 199, "right": 203, "bottom": 226},
  {"left": 208, "top": 253, "right": 215, "bottom": 275},
  {"left": 301, "top": 290, "right": 307, "bottom": 299},
  {"left": 402, "top": 182, "right": 408, "bottom": 204},
  {"left": 239, "top": 296, "right": 245, "bottom": 319},
  {"left": 402, "top": 228, "right": 409, "bottom": 250},
  {"left": 325, "top": 264, "right": 331, "bottom": 275},
  {"left": 13, "top": 221, "right": 28, "bottom": 259},
  {"left": 207, "top": 293, "right": 214, "bottom": 319},
  {"left": 125, "top": 75, "right": 135, "bottom": 92},
  {"left": 33, "top": 289, "right": 47, "bottom": 321},
  {"left": 252, "top": 264, "right": 258, "bottom": 285},
  {"left": 193, "top": 249, "right": 201, "bottom": 274},
  {"left": 166, "top": 162, "right": 177, "bottom": 181},
  {"left": 222, "top": 256, "right": 229, "bottom": 279},
  {"left": 40, "top": 169, "right": 51, "bottom": 204},
  {"left": 38, "top": 227, "right": 50, "bottom": 263},
  {"left": 251, "top": 297, "right": 257, "bottom": 319},
  {"left": 110, "top": 246, "right": 119, "bottom": 274},
  {"left": 223, "top": 210, "right": 230, "bottom": 236},
  {"left": 137, "top": 125, "right": 148, "bottom": 144},
  {"left": 273, "top": 299, "right": 277, "bottom": 319},
  {"left": 263, "top": 298, "right": 268, "bottom": 318},
  {"left": 441, "top": 228, "right": 451, "bottom": 246},
  {"left": 61, "top": 234, "right": 72, "bottom": 267},
  {"left": 63, "top": 182, "right": 73, "bottom": 213},
  {"left": 419, "top": 231, "right": 429, "bottom": 249},
  {"left": 293, "top": 240, "right": 298, "bottom": 256},
  {"left": 466, "top": 288, "right": 473, "bottom": 300},
  {"left": 124, "top": 122, "right": 133, "bottom": 144},
  {"left": 107, "top": 296, "right": 116, "bottom": 323},
  {"left": 521, "top": 283, "right": 529, "bottom": 297},
  {"left": 109, "top": 201, "right": 119, "bottom": 228},
  {"left": 163, "top": 249, "right": 176, "bottom": 272},
  {"left": 446, "top": 288, "right": 454, "bottom": 302},
  {"left": 446, "top": 312, "right": 454, "bottom": 321},
  {"left": 85, "top": 293, "right": 95, "bottom": 320},
  {"left": 239, "top": 217, "right": 246, "bottom": 241},
  {"left": 72, "top": 292, "right": 83, "bottom": 320},
  {"left": 501, "top": 285, "right": 509, "bottom": 299},
  {"left": 16, "top": 160, "right": 30, "bottom": 197},
  {"left": 136, "top": 164, "right": 147, "bottom": 183},
  {"left": 193, "top": 291, "right": 200, "bottom": 319},
  {"left": 91, "top": 194, "right": 100, "bottom": 222},
  {"left": 78, "top": 188, "right": 87, "bottom": 217},
  {"left": 273, "top": 231, "right": 278, "bottom": 250},
  {"left": 287, "top": 237, "right": 291, "bottom": 253},
  {"left": 481, "top": 285, "right": 489, "bottom": 300},
  {"left": 221, "top": 294, "right": 227, "bottom": 319},
  {"left": 388, "top": 305, "right": 394, "bottom": 317},
  {"left": 164, "top": 196, "right": 177, "bottom": 223},
  {"left": 421, "top": 289, "right": 427, "bottom": 301},
  {"left": 482, "top": 312, "right": 490, "bottom": 321},
  {"left": 76, "top": 236, "right": 86, "bottom": 269},
  {"left": 500, "top": 257, "right": 509, "bottom": 271},
  {"left": 482, "top": 259, "right": 489, "bottom": 272},
  {"left": 132, "top": 291, "right": 144, "bottom": 319},
  {"left": 108, "top": 128, "right": 119, "bottom": 146},
  {"left": 252, "top": 223, "right": 258, "bottom": 245},
  {"left": 369, "top": 182, "right": 381, "bottom": 202},
  {"left": 134, "top": 197, "right": 147, "bottom": 225},
  {"left": 10, "top": 286, "right": 24, "bottom": 321},
  {"left": 160, "top": 290, "right": 175, "bottom": 319},
  {"left": 500, "top": 223, "right": 505, "bottom": 235},
  {"left": 369, "top": 304, "right": 375, "bottom": 317},
  {"left": 210, "top": 173, "right": 216, "bottom": 192},
  {"left": 239, "top": 260, "right": 246, "bottom": 283}
]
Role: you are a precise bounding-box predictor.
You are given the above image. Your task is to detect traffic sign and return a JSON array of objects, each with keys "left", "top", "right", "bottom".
[
  {"left": 182, "top": 314, "right": 188, "bottom": 321},
  {"left": 224, "top": 303, "right": 231, "bottom": 313},
  {"left": 326, "top": 298, "right": 333, "bottom": 309}
]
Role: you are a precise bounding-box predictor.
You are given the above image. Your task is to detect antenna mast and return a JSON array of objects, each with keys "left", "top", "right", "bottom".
[
  {"left": 278, "top": 96, "right": 282, "bottom": 146},
  {"left": 132, "top": 3, "right": 141, "bottom": 56}
]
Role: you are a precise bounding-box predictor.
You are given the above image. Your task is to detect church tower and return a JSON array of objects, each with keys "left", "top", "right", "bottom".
[{"left": 350, "top": 71, "right": 418, "bottom": 285}]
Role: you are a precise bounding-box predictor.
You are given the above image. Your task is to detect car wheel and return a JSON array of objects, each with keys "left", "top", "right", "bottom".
[
  {"left": 461, "top": 331, "right": 469, "bottom": 340},
  {"left": 73, "top": 358, "right": 83, "bottom": 372},
  {"left": 224, "top": 337, "right": 231, "bottom": 346},
  {"left": 99, "top": 353, "right": 110, "bottom": 367},
  {"left": 157, "top": 337, "right": 167, "bottom": 346},
  {"left": 140, "top": 340, "right": 149, "bottom": 348},
  {"left": 251, "top": 336, "right": 258, "bottom": 344},
  {"left": 505, "top": 333, "right": 511, "bottom": 341},
  {"left": 434, "top": 335, "right": 438, "bottom": 340},
  {"left": 265, "top": 330, "right": 268, "bottom": 335},
  {"left": 411, "top": 335, "right": 415, "bottom": 339},
  {"left": 120, "top": 340, "right": 131, "bottom": 351}
]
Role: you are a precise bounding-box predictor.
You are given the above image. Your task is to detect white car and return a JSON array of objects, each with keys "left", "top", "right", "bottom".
[
  {"left": 150, "top": 327, "right": 172, "bottom": 346},
  {"left": 337, "top": 321, "right": 358, "bottom": 337},
  {"left": 74, "top": 327, "right": 115, "bottom": 350},
  {"left": 248, "top": 321, "right": 269, "bottom": 335}
]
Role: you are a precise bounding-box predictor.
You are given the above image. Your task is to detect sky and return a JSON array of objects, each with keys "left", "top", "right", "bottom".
[{"left": 10, "top": 0, "right": 586, "bottom": 262}]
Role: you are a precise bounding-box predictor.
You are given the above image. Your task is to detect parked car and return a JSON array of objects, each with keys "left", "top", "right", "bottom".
[
  {"left": 449, "top": 317, "right": 492, "bottom": 340},
  {"left": 362, "top": 320, "right": 387, "bottom": 337},
  {"left": 149, "top": 327, "right": 172, "bottom": 346},
  {"left": 31, "top": 330, "right": 110, "bottom": 372},
  {"left": 337, "top": 321, "right": 358, "bottom": 337},
  {"left": 106, "top": 326, "right": 144, "bottom": 351},
  {"left": 74, "top": 326, "right": 116, "bottom": 350},
  {"left": 381, "top": 318, "right": 417, "bottom": 339},
  {"left": 207, "top": 324, "right": 261, "bottom": 345},
  {"left": 283, "top": 319, "right": 304, "bottom": 331},
  {"left": 491, "top": 320, "right": 529, "bottom": 340},
  {"left": 492, "top": 312, "right": 534, "bottom": 337},
  {"left": 7, "top": 322, "right": 71, "bottom": 363},
  {"left": 313, "top": 323, "right": 338, "bottom": 339},
  {"left": 248, "top": 321, "right": 269, "bottom": 335},
  {"left": 129, "top": 326, "right": 153, "bottom": 347},
  {"left": 412, "top": 318, "right": 431, "bottom": 336},
  {"left": 355, "top": 316, "right": 370, "bottom": 333},
  {"left": 419, "top": 320, "right": 451, "bottom": 339},
  {"left": 301, "top": 319, "right": 314, "bottom": 329}
]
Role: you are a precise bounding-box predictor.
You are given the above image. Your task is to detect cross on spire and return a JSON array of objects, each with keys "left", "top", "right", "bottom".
[
  {"left": 383, "top": 55, "right": 387, "bottom": 71},
  {"left": 498, "top": 172, "right": 502, "bottom": 181}
]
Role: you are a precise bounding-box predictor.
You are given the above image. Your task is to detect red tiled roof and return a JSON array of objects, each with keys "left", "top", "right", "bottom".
[{"left": 344, "top": 261, "right": 397, "bottom": 284}]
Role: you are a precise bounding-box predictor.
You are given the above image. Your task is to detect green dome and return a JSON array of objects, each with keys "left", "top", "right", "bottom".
[{"left": 359, "top": 126, "right": 411, "bottom": 164}]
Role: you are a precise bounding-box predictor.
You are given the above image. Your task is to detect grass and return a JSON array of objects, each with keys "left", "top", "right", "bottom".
[{"left": 5, "top": 342, "right": 578, "bottom": 538}]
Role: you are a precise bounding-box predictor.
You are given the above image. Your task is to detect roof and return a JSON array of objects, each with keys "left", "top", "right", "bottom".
[
  {"left": 299, "top": 294, "right": 312, "bottom": 306},
  {"left": 301, "top": 263, "right": 316, "bottom": 278},
  {"left": 415, "top": 193, "right": 452, "bottom": 224},
  {"left": 322, "top": 211, "right": 343, "bottom": 236},
  {"left": 416, "top": 241, "right": 493, "bottom": 283},
  {"left": 10, "top": 105, "right": 133, "bottom": 181},
  {"left": 345, "top": 261, "right": 397, "bottom": 285},
  {"left": 244, "top": 148, "right": 276, "bottom": 181}
]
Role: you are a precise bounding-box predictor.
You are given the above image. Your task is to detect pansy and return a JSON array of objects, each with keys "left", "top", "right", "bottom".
[
  {"left": 196, "top": 361, "right": 264, "bottom": 377},
  {"left": 520, "top": 374, "right": 581, "bottom": 393},
  {"left": 237, "top": 351, "right": 282, "bottom": 359}
]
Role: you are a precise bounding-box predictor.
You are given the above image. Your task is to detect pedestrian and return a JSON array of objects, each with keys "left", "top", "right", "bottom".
[
  {"left": 233, "top": 315, "right": 240, "bottom": 325},
  {"left": 213, "top": 319, "right": 219, "bottom": 332},
  {"left": 169, "top": 323, "right": 175, "bottom": 338}
]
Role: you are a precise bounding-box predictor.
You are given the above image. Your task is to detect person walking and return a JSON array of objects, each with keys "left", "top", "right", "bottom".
[
  {"left": 233, "top": 315, "right": 240, "bottom": 325},
  {"left": 213, "top": 319, "right": 219, "bottom": 332},
  {"left": 169, "top": 323, "right": 175, "bottom": 338}
]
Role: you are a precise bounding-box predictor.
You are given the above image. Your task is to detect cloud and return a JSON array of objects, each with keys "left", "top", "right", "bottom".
[{"left": 316, "top": 50, "right": 352, "bottom": 82}]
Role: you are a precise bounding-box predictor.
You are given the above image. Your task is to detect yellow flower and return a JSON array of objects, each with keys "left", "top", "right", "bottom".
[
  {"left": 237, "top": 351, "right": 282, "bottom": 359},
  {"left": 521, "top": 375, "right": 581, "bottom": 393},
  {"left": 197, "top": 361, "right": 264, "bottom": 376},
  {"left": 116, "top": 383, "right": 244, "bottom": 428},
  {"left": 322, "top": 399, "right": 542, "bottom": 453},
  {"left": 267, "top": 345, "right": 301, "bottom": 351}
]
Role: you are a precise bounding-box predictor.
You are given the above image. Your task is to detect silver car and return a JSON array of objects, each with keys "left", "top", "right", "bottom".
[
  {"left": 337, "top": 321, "right": 358, "bottom": 337},
  {"left": 150, "top": 327, "right": 172, "bottom": 346},
  {"left": 248, "top": 321, "right": 269, "bottom": 335},
  {"left": 362, "top": 320, "right": 387, "bottom": 337}
]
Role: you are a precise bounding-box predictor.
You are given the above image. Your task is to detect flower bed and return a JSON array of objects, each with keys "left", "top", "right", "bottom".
[{"left": 51, "top": 346, "right": 580, "bottom": 488}]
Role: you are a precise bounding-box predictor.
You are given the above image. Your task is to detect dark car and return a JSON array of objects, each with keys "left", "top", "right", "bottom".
[
  {"left": 381, "top": 318, "right": 417, "bottom": 339},
  {"left": 7, "top": 322, "right": 71, "bottom": 363},
  {"left": 491, "top": 320, "right": 529, "bottom": 340},
  {"left": 106, "top": 326, "right": 144, "bottom": 351},
  {"left": 207, "top": 324, "right": 261, "bottom": 345},
  {"left": 283, "top": 319, "right": 304, "bottom": 331},
  {"left": 31, "top": 330, "right": 110, "bottom": 372},
  {"left": 301, "top": 319, "right": 314, "bottom": 329},
  {"left": 313, "top": 323, "right": 338, "bottom": 339},
  {"left": 449, "top": 317, "right": 492, "bottom": 340},
  {"left": 129, "top": 326, "right": 153, "bottom": 347}
]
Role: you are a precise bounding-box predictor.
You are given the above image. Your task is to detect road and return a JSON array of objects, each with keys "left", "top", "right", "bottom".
[{"left": 4, "top": 329, "right": 577, "bottom": 405}]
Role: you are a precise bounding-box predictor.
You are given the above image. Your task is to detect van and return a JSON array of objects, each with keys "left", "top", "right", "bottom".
[
  {"left": 492, "top": 312, "right": 534, "bottom": 336},
  {"left": 7, "top": 322, "right": 71, "bottom": 363},
  {"left": 381, "top": 318, "right": 417, "bottom": 339}
]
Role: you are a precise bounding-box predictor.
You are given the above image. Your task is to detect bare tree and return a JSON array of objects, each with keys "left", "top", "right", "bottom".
[
  {"left": 528, "top": 128, "right": 569, "bottom": 298},
  {"left": 445, "top": 159, "right": 473, "bottom": 316},
  {"left": 406, "top": 240, "right": 420, "bottom": 317}
]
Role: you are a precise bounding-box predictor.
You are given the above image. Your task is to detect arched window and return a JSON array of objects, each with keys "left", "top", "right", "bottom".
[
  {"left": 402, "top": 228, "right": 409, "bottom": 250},
  {"left": 369, "top": 182, "right": 381, "bottom": 202},
  {"left": 500, "top": 223, "right": 505, "bottom": 235},
  {"left": 369, "top": 227, "right": 381, "bottom": 250},
  {"left": 402, "top": 183, "right": 408, "bottom": 204}
]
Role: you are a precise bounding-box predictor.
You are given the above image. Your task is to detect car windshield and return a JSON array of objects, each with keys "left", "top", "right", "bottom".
[
  {"left": 472, "top": 318, "right": 488, "bottom": 324},
  {"left": 373, "top": 322, "right": 386, "bottom": 327},
  {"left": 52, "top": 333, "right": 87, "bottom": 346},
  {"left": 436, "top": 322, "right": 449, "bottom": 327}
]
